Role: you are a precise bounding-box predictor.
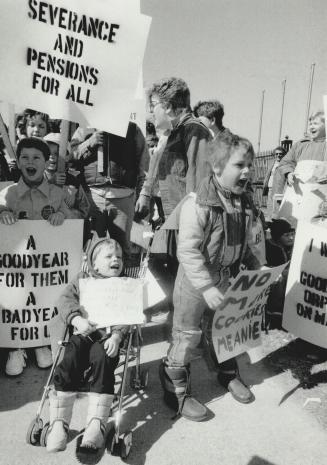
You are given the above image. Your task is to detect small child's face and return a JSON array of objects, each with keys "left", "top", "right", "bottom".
[
  {"left": 48, "top": 142, "right": 59, "bottom": 168},
  {"left": 279, "top": 231, "right": 295, "bottom": 248},
  {"left": 214, "top": 147, "right": 253, "bottom": 195},
  {"left": 18, "top": 147, "right": 46, "bottom": 186},
  {"left": 93, "top": 242, "right": 123, "bottom": 278},
  {"left": 309, "top": 117, "right": 325, "bottom": 140},
  {"left": 26, "top": 115, "right": 47, "bottom": 138}
]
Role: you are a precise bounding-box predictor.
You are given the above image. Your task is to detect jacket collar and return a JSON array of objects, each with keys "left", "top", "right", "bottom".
[
  {"left": 16, "top": 178, "right": 50, "bottom": 198},
  {"left": 196, "top": 175, "right": 249, "bottom": 208}
]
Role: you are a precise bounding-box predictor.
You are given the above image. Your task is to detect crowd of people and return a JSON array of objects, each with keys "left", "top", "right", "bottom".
[{"left": 0, "top": 77, "right": 326, "bottom": 453}]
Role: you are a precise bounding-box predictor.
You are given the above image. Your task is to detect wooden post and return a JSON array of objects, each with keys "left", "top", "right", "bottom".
[
  {"left": 0, "top": 112, "right": 16, "bottom": 160},
  {"left": 57, "top": 120, "right": 70, "bottom": 173}
]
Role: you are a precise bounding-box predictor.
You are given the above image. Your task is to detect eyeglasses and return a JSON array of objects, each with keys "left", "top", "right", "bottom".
[{"left": 149, "top": 100, "right": 161, "bottom": 112}]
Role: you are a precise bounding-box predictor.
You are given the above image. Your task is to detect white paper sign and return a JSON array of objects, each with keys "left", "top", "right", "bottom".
[
  {"left": 212, "top": 264, "right": 287, "bottom": 362},
  {"left": 80, "top": 276, "right": 144, "bottom": 326},
  {"left": 0, "top": 0, "right": 151, "bottom": 137},
  {"left": 0, "top": 220, "right": 83, "bottom": 348},
  {"left": 277, "top": 160, "right": 327, "bottom": 227},
  {"left": 283, "top": 221, "right": 327, "bottom": 348}
]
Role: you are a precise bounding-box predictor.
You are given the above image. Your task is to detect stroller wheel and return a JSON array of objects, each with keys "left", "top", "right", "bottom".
[
  {"left": 110, "top": 431, "right": 133, "bottom": 459},
  {"left": 119, "top": 432, "right": 133, "bottom": 459},
  {"left": 130, "top": 367, "right": 149, "bottom": 390},
  {"left": 40, "top": 422, "right": 50, "bottom": 447},
  {"left": 140, "top": 369, "right": 149, "bottom": 388},
  {"left": 26, "top": 418, "right": 43, "bottom": 445}
]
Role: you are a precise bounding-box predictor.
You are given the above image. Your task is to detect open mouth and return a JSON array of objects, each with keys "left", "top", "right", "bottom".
[
  {"left": 110, "top": 264, "right": 120, "bottom": 270},
  {"left": 236, "top": 178, "right": 248, "bottom": 188},
  {"left": 26, "top": 167, "right": 37, "bottom": 176}
]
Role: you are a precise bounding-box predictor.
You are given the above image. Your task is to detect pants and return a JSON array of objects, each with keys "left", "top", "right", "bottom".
[
  {"left": 167, "top": 266, "right": 237, "bottom": 376},
  {"left": 88, "top": 189, "right": 135, "bottom": 256},
  {"left": 54, "top": 333, "right": 119, "bottom": 394}
]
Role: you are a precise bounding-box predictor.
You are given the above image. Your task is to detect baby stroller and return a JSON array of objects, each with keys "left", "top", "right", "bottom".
[{"left": 26, "top": 232, "right": 154, "bottom": 459}]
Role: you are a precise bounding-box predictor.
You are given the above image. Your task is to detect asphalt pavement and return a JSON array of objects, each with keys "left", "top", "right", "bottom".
[{"left": 0, "top": 317, "right": 327, "bottom": 465}]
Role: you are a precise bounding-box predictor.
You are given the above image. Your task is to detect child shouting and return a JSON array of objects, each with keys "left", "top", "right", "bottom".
[
  {"left": 46, "top": 238, "right": 128, "bottom": 453},
  {"left": 0, "top": 137, "right": 70, "bottom": 375},
  {"left": 159, "top": 134, "right": 261, "bottom": 421}
]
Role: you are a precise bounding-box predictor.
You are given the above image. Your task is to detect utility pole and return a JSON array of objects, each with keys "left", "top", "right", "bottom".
[
  {"left": 304, "top": 63, "right": 315, "bottom": 136},
  {"left": 278, "top": 79, "right": 286, "bottom": 145},
  {"left": 257, "top": 90, "right": 265, "bottom": 155}
]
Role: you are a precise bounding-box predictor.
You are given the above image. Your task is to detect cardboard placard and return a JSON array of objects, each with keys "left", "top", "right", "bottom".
[
  {"left": 283, "top": 221, "right": 327, "bottom": 348},
  {"left": 0, "top": 220, "right": 83, "bottom": 348},
  {"left": 212, "top": 264, "right": 287, "bottom": 362},
  {"left": 0, "top": 0, "right": 151, "bottom": 137}
]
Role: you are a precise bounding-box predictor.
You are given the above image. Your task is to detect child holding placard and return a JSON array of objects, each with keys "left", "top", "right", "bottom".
[
  {"left": 159, "top": 133, "right": 261, "bottom": 421},
  {"left": 0, "top": 137, "right": 71, "bottom": 375},
  {"left": 46, "top": 238, "right": 128, "bottom": 453}
]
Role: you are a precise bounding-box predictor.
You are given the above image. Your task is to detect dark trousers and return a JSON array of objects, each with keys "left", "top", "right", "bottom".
[{"left": 54, "top": 333, "right": 119, "bottom": 394}]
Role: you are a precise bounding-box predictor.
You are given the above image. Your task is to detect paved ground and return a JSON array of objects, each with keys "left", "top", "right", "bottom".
[{"left": 0, "top": 317, "right": 327, "bottom": 465}]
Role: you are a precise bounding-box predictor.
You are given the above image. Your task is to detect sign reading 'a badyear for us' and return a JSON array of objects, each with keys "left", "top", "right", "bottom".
[
  {"left": 0, "top": 0, "right": 151, "bottom": 137},
  {"left": 0, "top": 220, "right": 83, "bottom": 348},
  {"left": 212, "top": 264, "right": 287, "bottom": 363}
]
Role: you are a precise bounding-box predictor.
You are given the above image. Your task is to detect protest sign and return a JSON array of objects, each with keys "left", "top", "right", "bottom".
[
  {"left": 0, "top": 0, "right": 151, "bottom": 137},
  {"left": 80, "top": 277, "right": 144, "bottom": 327},
  {"left": 212, "top": 264, "right": 287, "bottom": 362},
  {"left": 80, "top": 268, "right": 166, "bottom": 327},
  {"left": 0, "top": 220, "right": 83, "bottom": 348},
  {"left": 277, "top": 160, "right": 327, "bottom": 227},
  {"left": 283, "top": 221, "right": 327, "bottom": 348}
]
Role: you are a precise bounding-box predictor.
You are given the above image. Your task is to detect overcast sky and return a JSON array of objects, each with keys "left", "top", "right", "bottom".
[{"left": 141, "top": 0, "right": 327, "bottom": 151}]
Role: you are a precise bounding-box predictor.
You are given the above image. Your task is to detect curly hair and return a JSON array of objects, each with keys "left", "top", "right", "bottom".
[
  {"left": 193, "top": 100, "right": 224, "bottom": 126},
  {"left": 208, "top": 133, "right": 254, "bottom": 170},
  {"left": 16, "top": 109, "right": 49, "bottom": 136},
  {"left": 148, "top": 77, "right": 190, "bottom": 110}
]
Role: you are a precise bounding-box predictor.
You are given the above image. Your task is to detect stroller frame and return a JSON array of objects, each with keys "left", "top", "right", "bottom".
[{"left": 26, "top": 232, "right": 155, "bottom": 459}]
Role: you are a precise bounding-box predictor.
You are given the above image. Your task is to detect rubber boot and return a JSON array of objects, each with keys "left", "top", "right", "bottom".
[
  {"left": 80, "top": 393, "right": 114, "bottom": 450},
  {"left": 46, "top": 391, "right": 76, "bottom": 452},
  {"left": 217, "top": 370, "right": 255, "bottom": 404},
  {"left": 159, "top": 359, "right": 208, "bottom": 422}
]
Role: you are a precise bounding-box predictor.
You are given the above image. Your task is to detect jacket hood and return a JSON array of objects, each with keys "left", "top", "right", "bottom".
[{"left": 85, "top": 237, "right": 124, "bottom": 279}]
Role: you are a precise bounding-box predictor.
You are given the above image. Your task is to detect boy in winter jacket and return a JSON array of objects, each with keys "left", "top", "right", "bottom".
[
  {"left": 46, "top": 238, "right": 128, "bottom": 453},
  {"left": 159, "top": 134, "right": 261, "bottom": 422}
]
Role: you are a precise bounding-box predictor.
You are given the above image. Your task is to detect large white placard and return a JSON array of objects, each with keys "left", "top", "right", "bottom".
[
  {"left": 0, "top": 0, "right": 151, "bottom": 136},
  {"left": 283, "top": 221, "right": 327, "bottom": 348},
  {"left": 212, "top": 264, "right": 287, "bottom": 362},
  {"left": 0, "top": 220, "right": 83, "bottom": 348},
  {"left": 80, "top": 276, "right": 144, "bottom": 326}
]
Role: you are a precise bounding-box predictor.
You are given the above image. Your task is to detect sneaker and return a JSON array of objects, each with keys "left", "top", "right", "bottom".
[
  {"left": 35, "top": 347, "right": 53, "bottom": 369},
  {"left": 5, "top": 349, "right": 27, "bottom": 376}
]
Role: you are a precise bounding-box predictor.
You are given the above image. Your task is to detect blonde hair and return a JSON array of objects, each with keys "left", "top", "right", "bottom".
[
  {"left": 91, "top": 239, "right": 123, "bottom": 266},
  {"left": 208, "top": 133, "right": 254, "bottom": 170}
]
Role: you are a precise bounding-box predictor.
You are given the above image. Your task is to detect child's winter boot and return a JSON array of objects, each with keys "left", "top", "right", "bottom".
[
  {"left": 80, "top": 393, "right": 114, "bottom": 450},
  {"left": 46, "top": 391, "right": 76, "bottom": 452},
  {"left": 159, "top": 358, "right": 208, "bottom": 421}
]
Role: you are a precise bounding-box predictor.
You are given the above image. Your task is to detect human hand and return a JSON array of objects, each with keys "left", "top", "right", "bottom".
[
  {"left": 135, "top": 194, "right": 150, "bottom": 218},
  {"left": 54, "top": 172, "right": 66, "bottom": 186},
  {"left": 104, "top": 333, "right": 121, "bottom": 357},
  {"left": 286, "top": 172, "right": 295, "bottom": 186},
  {"left": 71, "top": 316, "right": 97, "bottom": 336},
  {"left": 48, "top": 211, "right": 65, "bottom": 226},
  {"left": 0, "top": 210, "right": 17, "bottom": 225},
  {"left": 202, "top": 286, "right": 224, "bottom": 310},
  {"left": 8, "top": 160, "right": 17, "bottom": 170},
  {"left": 87, "top": 131, "right": 105, "bottom": 149}
]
